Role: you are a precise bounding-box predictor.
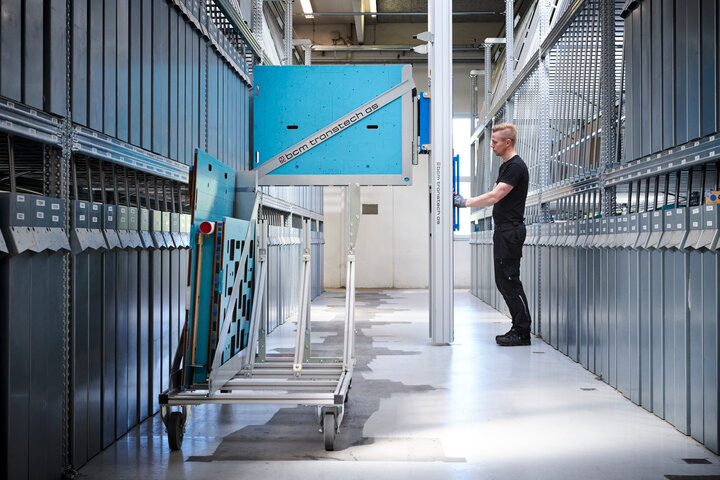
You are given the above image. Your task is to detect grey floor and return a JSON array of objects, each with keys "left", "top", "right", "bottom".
[{"left": 80, "top": 289, "right": 720, "bottom": 479}]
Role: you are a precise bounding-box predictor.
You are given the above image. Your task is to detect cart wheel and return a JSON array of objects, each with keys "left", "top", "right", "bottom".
[
  {"left": 167, "top": 411, "right": 185, "bottom": 451},
  {"left": 323, "top": 412, "right": 337, "bottom": 451}
]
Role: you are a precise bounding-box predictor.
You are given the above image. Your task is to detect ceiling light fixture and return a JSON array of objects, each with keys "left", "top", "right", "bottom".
[
  {"left": 299, "top": 0, "right": 314, "bottom": 18},
  {"left": 369, "top": 0, "right": 377, "bottom": 17}
]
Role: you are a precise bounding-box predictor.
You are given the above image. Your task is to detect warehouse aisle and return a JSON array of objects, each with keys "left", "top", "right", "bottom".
[{"left": 79, "top": 290, "right": 720, "bottom": 480}]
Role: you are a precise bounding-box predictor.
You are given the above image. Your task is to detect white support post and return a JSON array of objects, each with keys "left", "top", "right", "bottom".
[
  {"left": 252, "top": 0, "right": 264, "bottom": 52},
  {"left": 484, "top": 42, "right": 493, "bottom": 192},
  {"left": 505, "top": 0, "right": 515, "bottom": 122},
  {"left": 428, "top": 0, "right": 453, "bottom": 345},
  {"left": 343, "top": 184, "right": 360, "bottom": 368},
  {"left": 293, "top": 218, "right": 312, "bottom": 375},
  {"left": 284, "top": 0, "right": 293, "bottom": 65}
]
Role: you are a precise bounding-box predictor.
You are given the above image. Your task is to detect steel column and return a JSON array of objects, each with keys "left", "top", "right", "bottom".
[{"left": 428, "top": 0, "right": 453, "bottom": 344}]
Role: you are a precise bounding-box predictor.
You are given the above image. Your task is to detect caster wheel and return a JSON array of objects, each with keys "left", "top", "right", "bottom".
[
  {"left": 323, "top": 412, "right": 337, "bottom": 451},
  {"left": 167, "top": 411, "right": 185, "bottom": 451}
]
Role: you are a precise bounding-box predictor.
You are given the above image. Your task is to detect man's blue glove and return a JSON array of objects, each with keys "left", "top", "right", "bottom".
[{"left": 453, "top": 193, "right": 467, "bottom": 208}]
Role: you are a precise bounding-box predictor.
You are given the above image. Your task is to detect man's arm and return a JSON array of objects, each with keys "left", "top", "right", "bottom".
[{"left": 458, "top": 182, "right": 514, "bottom": 208}]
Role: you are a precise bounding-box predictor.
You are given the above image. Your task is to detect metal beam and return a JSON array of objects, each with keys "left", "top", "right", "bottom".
[
  {"left": 351, "top": 0, "right": 365, "bottom": 44},
  {"left": 294, "top": 11, "right": 500, "bottom": 16},
  {"left": 428, "top": 0, "right": 453, "bottom": 345},
  {"left": 311, "top": 44, "right": 485, "bottom": 52},
  {"left": 284, "top": 0, "right": 293, "bottom": 65}
]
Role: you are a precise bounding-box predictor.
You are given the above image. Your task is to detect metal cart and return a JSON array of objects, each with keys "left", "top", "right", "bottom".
[{"left": 159, "top": 188, "right": 360, "bottom": 451}]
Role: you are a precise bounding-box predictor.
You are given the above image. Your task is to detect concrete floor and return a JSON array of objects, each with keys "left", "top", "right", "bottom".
[{"left": 80, "top": 289, "right": 720, "bottom": 479}]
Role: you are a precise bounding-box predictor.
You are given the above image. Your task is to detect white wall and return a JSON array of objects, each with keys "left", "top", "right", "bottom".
[{"left": 322, "top": 63, "right": 485, "bottom": 290}]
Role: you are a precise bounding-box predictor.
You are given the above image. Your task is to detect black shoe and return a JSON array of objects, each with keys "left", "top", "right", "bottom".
[{"left": 495, "top": 328, "right": 531, "bottom": 346}]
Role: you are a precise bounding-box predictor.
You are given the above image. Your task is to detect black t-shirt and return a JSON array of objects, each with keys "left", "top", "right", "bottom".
[{"left": 492, "top": 154, "right": 529, "bottom": 225}]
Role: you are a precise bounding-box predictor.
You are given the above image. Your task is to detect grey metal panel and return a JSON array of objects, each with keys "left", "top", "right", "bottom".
[
  {"left": 628, "top": 248, "right": 641, "bottom": 405},
  {"left": 663, "top": 249, "right": 676, "bottom": 425},
  {"left": 651, "top": 249, "right": 665, "bottom": 418},
  {"left": 608, "top": 248, "right": 617, "bottom": 388},
  {"left": 179, "top": 248, "right": 189, "bottom": 355},
  {"left": 689, "top": 250, "right": 704, "bottom": 443},
  {"left": 129, "top": 0, "right": 141, "bottom": 145},
  {"left": 88, "top": 251, "right": 103, "bottom": 457},
  {"left": 138, "top": 250, "right": 151, "bottom": 421},
  {"left": 46, "top": 0, "right": 67, "bottom": 115},
  {"left": 686, "top": 0, "right": 701, "bottom": 141},
  {"left": 73, "top": 0, "right": 89, "bottom": 126},
  {"left": 186, "top": 22, "right": 195, "bottom": 166},
  {"left": 703, "top": 252, "right": 719, "bottom": 453},
  {"left": 89, "top": 0, "right": 104, "bottom": 131},
  {"left": 161, "top": 250, "right": 171, "bottom": 391},
  {"left": 102, "top": 250, "right": 117, "bottom": 447},
  {"left": 639, "top": 249, "right": 652, "bottom": 411},
  {"left": 117, "top": 0, "right": 130, "bottom": 142},
  {"left": 567, "top": 247, "right": 578, "bottom": 361},
  {"left": 24, "top": 0, "right": 44, "bottom": 109},
  {"left": 638, "top": 1, "right": 650, "bottom": 157},
  {"left": 673, "top": 250, "right": 690, "bottom": 435},
  {"left": 0, "top": 0, "right": 22, "bottom": 101},
  {"left": 578, "top": 248, "right": 588, "bottom": 367},
  {"left": 701, "top": 0, "right": 717, "bottom": 136},
  {"left": 102, "top": 0, "right": 117, "bottom": 135},
  {"left": 127, "top": 250, "right": 139, "bottom": 430},
  {"left": 616, "top": 248, "right": 630, "bottom": 398},
  {"left": 170, "top": 250, "right": 181, "bottom": 380},
  {"left": 170, "top": 8, "right": 179, "bottom": 162},
  {"left": 207, "top": 53, "right": 218, "bottom": 158},
  {"left": 661, "top": 0, "right": 675, "bottom": 150},
  {"left": 141, "top": 0, "right": 153, "bottom": 150},
  {"left": 151, "top": 250, "right": 161, "bottom": 414},
  {"left": 199, "top": 38, "right": 207, "bottom": 150},
  {"left": 1, "top": 255, "right": 30, "bottom": 479},
  {"left": 154, "top": 0, "right": 169, "bottom": 157},
  {"left": 542, "top": 246, "right": 552, "bottom": 342},
  {"left": 29, "top": 253, "right": 64, "bottom": 478},
  {"left": 115, "top": 250, "right": 129, "bottom": 438},
  {"left": 650, "top": 0, "right": 663, "bottom": 154},
  {"left": 177, "top": 17, "right": 187, "bottom": 165},
  {"left": 72, "top": 254, "right": 90, "bottom": 467},
  {"left": 675, "top": 4, "right": 688, "bottom": 145},
  {"left": 598, "top": 249, "right": 610, "bottom": 380}
]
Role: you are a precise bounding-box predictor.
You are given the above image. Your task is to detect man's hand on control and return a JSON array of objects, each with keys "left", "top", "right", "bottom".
[{"left": 453, "top": 193, "right": 467, "bottom": 208}]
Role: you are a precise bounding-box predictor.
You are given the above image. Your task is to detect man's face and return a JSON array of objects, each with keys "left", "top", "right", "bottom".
[{"left": 491, "top": 131, "right": 511, "bottom": 157}]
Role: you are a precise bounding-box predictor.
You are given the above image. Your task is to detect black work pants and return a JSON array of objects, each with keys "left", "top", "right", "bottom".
[{"left": 493, "top": 225, "right": 532, "bottom": 332}]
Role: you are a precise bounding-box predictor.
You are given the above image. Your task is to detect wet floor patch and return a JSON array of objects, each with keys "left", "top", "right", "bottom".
[{"left": 187, "top": 291, "right": 464, "bottom": 463}]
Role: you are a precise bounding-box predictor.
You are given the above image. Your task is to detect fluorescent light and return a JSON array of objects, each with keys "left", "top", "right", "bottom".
[
  {"left": 299, "top": 0, "right": 314, "bottom": 18},
  {"left": 369, "top": 0, "right": 377, "bottom": 17}
]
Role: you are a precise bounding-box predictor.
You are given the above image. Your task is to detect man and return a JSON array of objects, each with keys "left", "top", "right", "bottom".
[{"left": 453, "top": 122, "right": 532, "bottom": 346}]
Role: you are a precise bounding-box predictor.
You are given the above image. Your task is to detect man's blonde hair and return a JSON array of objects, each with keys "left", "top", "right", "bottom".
[{"left": 492, "top": 122, "right": 517, "bottom": 146}]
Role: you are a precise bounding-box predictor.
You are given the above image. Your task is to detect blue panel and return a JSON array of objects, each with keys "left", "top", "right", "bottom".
[
  {"left": 192, "top": 150, "right": 236, "bottom": 222},
  {"left": 216, "top": 218, "right": 255, "bottom": 365},
  {"left": 185, "top": 150, "right": 236, "bottom": 385},
  {"left": 253, "top": 65, "right": 408, "bottom": 177},
  {"left": 418, "top": 91, "right": 430, "bottom": 149}
]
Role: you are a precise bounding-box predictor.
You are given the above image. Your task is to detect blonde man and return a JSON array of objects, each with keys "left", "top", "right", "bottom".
[{"left": 454, "top": 123, "right": 532, "bottom": 346}]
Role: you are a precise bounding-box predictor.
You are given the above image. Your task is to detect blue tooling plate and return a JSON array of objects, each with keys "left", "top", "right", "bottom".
[
  {"left": 186, "top": 149, "right": 237, "bottom": 386},
  {"left": 253, "top": 65, "right": 415, "bottom": 186},
  {"left": 213, "top": 217, "right": 255, "bottom": 365}
]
